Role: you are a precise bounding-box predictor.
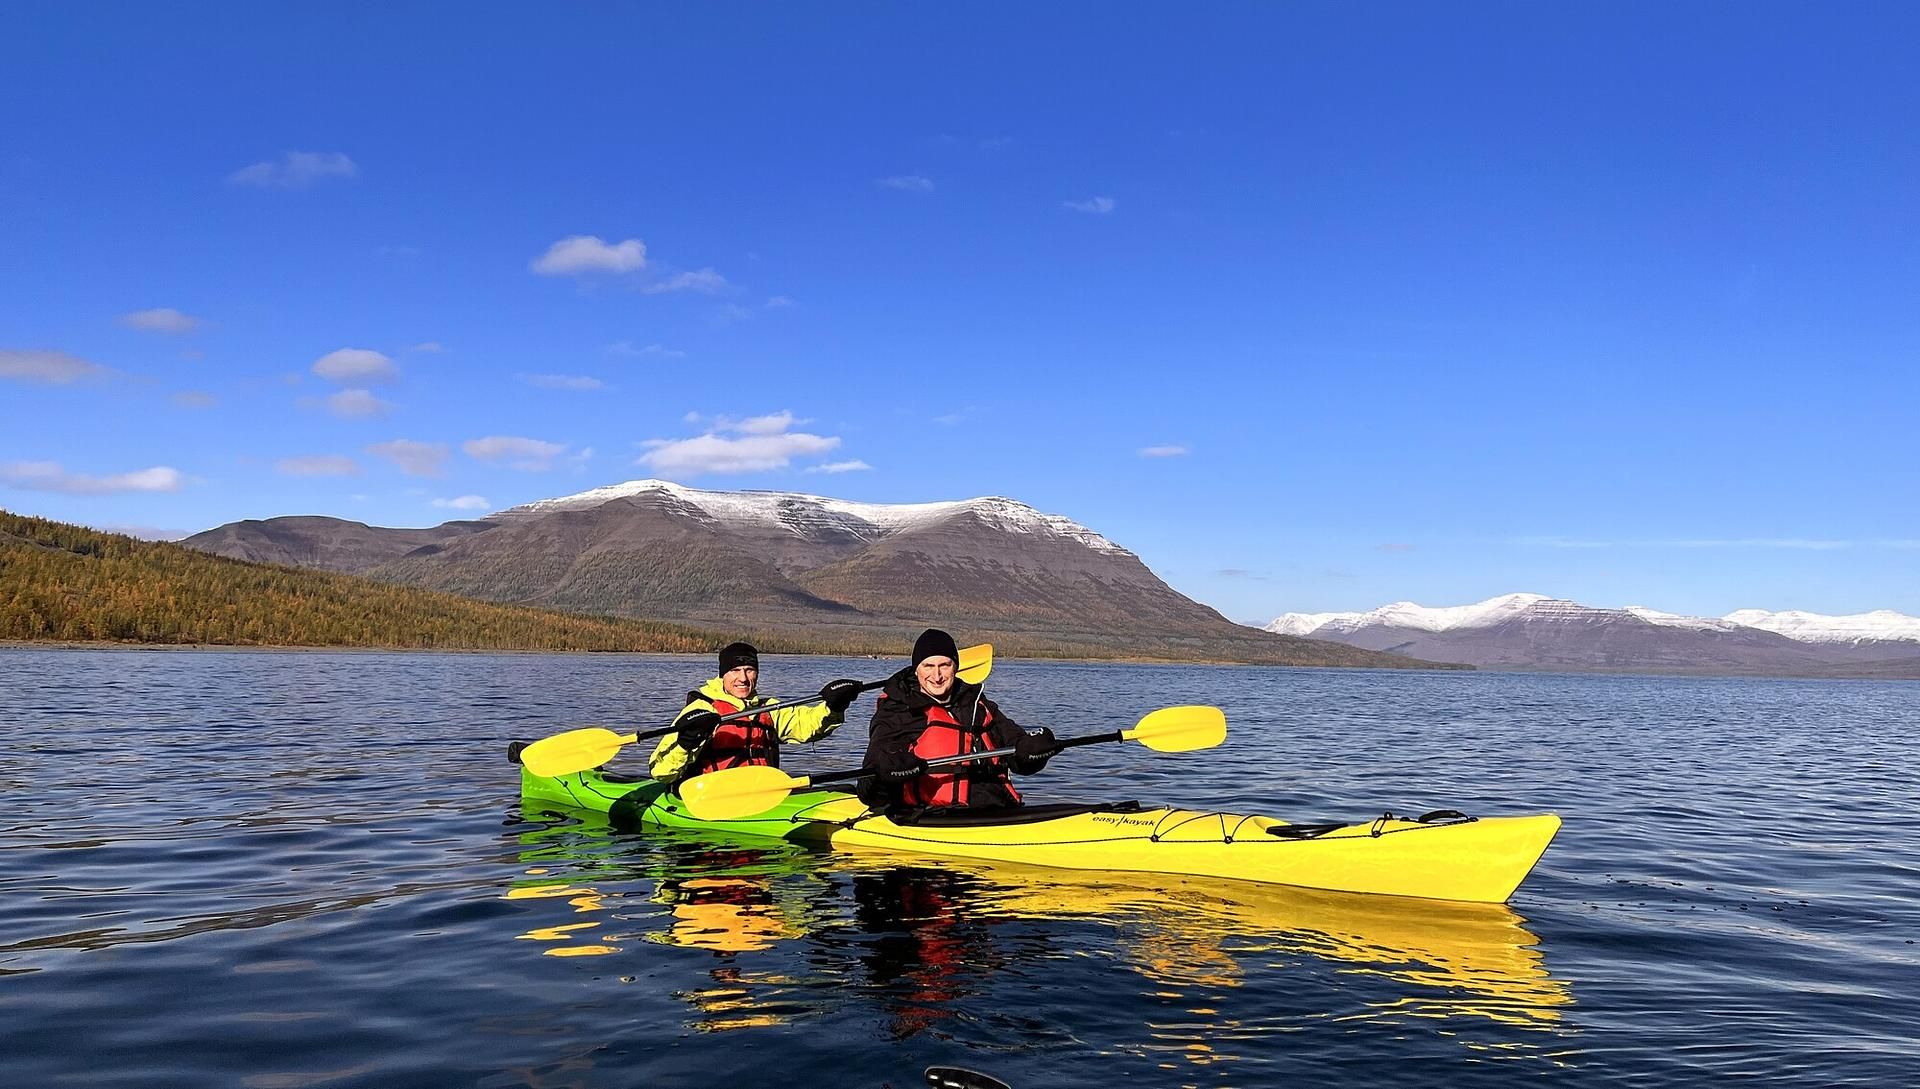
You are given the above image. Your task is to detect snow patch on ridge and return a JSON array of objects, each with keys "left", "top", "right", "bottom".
[
  {"left": 1722, "top": 608, "right": 1920, "bottom": 645},
  {"left": 1264, "top": 593, "right": 1920, "bottom": 645},
  {"left": 498, "top": 478, "right": 1129, "bottom": 555}
]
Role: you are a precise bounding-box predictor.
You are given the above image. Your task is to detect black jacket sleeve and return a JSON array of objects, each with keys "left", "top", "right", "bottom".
[
  {"left": 859, "top": 697, "right": 927, "bottom": 805},
  {"left": 982, "top": 698, "right": 1048, "bottom": 775}
]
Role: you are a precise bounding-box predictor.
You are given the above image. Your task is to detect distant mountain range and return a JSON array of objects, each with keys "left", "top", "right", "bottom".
[
  {"left": 181, "top": 479, "right": 1428, "bottom": 668},
  {"left": 1262, "top": 593, "right": 1920, "bottom": 677}
]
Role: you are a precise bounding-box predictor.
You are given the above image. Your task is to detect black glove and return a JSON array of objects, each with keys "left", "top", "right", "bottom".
[
  {"left": 874, "top": 751, "right": 929, "bottom": 782},
  {"left": 676, "top": 710, "right": 721, "bottom": 749},
  {"left": 818, "top": 678, "right": 863, "bottom": 715},
  {"left": 1013, "top": 727, "right": 1057, "bottom": 766}
]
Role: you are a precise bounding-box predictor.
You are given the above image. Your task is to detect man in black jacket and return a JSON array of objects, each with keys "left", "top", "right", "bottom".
[{"left": 860, "top": 629, "right": 1056, "bottom": 811}]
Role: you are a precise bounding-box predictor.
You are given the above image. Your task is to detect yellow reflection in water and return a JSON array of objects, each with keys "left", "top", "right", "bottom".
[{"left": 505, "top": 811, "right": 1576, "bottom": 1054}]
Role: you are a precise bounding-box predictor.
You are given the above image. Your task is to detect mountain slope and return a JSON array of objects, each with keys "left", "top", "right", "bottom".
[
  {"left": 179, "top": 480, "right": 1433, "bottom": 667},
  {"left": 2, "top": 509, "right": 724, "bottom": 651}
]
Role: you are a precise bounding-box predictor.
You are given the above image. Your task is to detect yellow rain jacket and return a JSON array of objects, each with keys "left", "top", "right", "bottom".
[{"left": 648, "top": 676, "right": 843, "bottom": 784}]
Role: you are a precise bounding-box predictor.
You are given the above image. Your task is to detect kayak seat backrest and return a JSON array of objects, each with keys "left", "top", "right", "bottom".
[{"left": 894, "top": 800, "right": 1143, "bottom": 828}]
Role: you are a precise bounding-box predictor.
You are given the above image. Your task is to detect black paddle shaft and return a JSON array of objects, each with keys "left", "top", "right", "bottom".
[
  {"left": 635, "top": 678, "right": 888, "bottom": 743},
  {"left": 802, "top": 728, "right": 1111, "bottom": 787}
]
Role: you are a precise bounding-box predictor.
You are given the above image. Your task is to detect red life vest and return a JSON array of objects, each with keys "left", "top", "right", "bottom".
[
  {"left": 690, "top": 697, "right": 778, "bottom": 775},
  {"left": 904, "top": 702, "right": 1020, "bottom": 808}
]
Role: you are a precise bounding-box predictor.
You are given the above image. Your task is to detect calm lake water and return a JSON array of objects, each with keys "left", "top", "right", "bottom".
[{"left": 2, "top": 648, "right": 1915, "bottom": 1087}]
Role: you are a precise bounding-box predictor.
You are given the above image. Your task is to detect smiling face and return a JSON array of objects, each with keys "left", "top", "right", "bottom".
[
  {"left": 915, "top": 655, "right": 956, "bottom": 700},
  {"left": 721, "top": 665, "right": 757, "bottom": 700}
]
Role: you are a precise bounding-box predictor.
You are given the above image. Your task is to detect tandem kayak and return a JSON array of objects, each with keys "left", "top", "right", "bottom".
[{"left": 516, "top": 760, "right": 1560, "bottom": 904}]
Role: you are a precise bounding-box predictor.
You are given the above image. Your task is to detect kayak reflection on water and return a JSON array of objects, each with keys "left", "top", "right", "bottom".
[{"left": 504, "top": 814, "right": 1574, "bottom": 1043}]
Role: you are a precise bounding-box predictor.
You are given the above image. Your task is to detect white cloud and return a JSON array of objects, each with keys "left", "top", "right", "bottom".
[
  {"left": 228, "top": 151, "right": 357, "bottom": 188},
  {"left": 1064, "top": 196, "right": 1117, "bottom": 214},
  {"left": 1139, "top": 444, "right": 1189, "bottom": 457},
  {"left": 409, "top": 341, "right": 444, "bottom": 353},
  {"left": 119, "top": 308, "right": 202, "bottom": 334},
  {"left": 609, "top": 340, "right": 685, "bottom": 358},
  {"left": 312, "top": 348, "right": 396, "bottom": 384},
  {"left": 172, "top": 391, "right": 217, "bottom": 409},
  {"left": 638, "top": 411, "right": 842, "bottom": 475},
  {"left": 1, "top": 349, "right": 111, "bottom": 384},
  {"left": 366, "top": 439, "right": 449, "bottom": 477},
  {"left": 326, "top": 389, "right": 394, "bottom": 418},
  {"left": 276, "top": 455, "right": 361, "bottom": 477},
  {"left": 731, "top": 410, "right": 800, "bottom": 436},
  {"left": 640, "top": 432, "right": 841, "bottom": 475},
  {"left": 806, "top": 460, "right": 873, "bottom": 474},
  {"left": 878, "top": 174, "right": 935, "bottom": 192},
  {"left": 523, "top": 373, "right": 605, "bottom": 391},
  {"left": 432, "top": 495, "right": 491, "bottom": 511},
  {"left": 642, "top": 268, "right": 729, "bottom": 295},
  {"left": 1, "top": 461, "right": 185, "bottom": 495},
  {"left": 764, "top": 295, "right": 795, "bottom": 309},
  {"left": 530, "top": 235, "right": 647, "bottom": 275},
  {"left": 463, "top": 435, "right": 567, "bottom": 471}
]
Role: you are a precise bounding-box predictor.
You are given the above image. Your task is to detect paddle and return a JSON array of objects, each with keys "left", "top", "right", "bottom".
[
  {"left": 678, "top": 704, "right": 1228, "bottom": 821},
  {"left": 516, "top": 644, "right": 994, "bottom": 777}
]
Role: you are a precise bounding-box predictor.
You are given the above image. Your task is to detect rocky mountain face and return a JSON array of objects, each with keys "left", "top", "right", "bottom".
[
  {"left": 1263, "top": 593, "right": 1920, "bottom": 677},
  {"left": 181, "top": 480, "right": 1424, "bottom": 667}
]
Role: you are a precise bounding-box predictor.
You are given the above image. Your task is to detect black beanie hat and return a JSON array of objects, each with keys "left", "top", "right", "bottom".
[
  {"left": 911, "top": 628, "right": 960, "bottom": 668},
  {"left": 718, "top": 641, "right": 759, "bottom": 674}
]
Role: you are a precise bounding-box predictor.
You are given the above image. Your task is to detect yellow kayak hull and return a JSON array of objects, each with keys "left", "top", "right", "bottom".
[{"left": 793, "top": 798, "right": 1559, "bottom": 904}]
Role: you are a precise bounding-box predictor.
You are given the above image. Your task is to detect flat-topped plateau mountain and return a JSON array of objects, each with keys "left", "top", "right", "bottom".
[
  {"left": 1264, "top": 593, "right": 1920, "bottom": 678},
  {"left": 183, "top": 480, "right": 1430, "bottom": 667}
]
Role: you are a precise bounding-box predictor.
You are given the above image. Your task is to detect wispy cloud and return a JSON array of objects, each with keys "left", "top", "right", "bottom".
[
  {"left": 609, "top": 340, "right": 685, "bottom": 358},
  {"left": 1377, "top": 542, "right": 1416, "bottom": 554},
  {"left": 312, "top": 348, "right": 396, "bottom": 384},
  {"left": 432, "top": 495, "right": 491, "bottom": 511},
  {"left": 1064, "top": 196, "right": 1117, "bottom": 214},
  {"left": 366, "top": 439, "right": 448, "bottom": 477},
  {"left": 878, "top": 174, "right": 935, "bottom": 192},
  {"left": 522, "top": 374, "right": 605, "bottom": 391},
  {"left": 119, "top": 308, "right": 202, "bottom": 334},
  {"left": 325, "top": 389, "right": 394, "bottom": 418},
  {"left": 172, "top": 391, "right": 217, "bottom": 409},
  {"left": 764, "top": 295, "right": 795, "bottom": 309},
  {"left": 1139, "top": 444, "right": 1189, "bottom": 458},
  {"left": 530, "top": 235, "right": 647, "bottom": 275},
  {"left": 640, "top": 410, "right": 842, "bottom": 475},
  {"left": 1, "top": 349, "right": 111, "bottom": 385},
  {"left": 409, "top": 341, "right": 444, "bottom": 353},
  {"left": 1, "top": 461, "right": 184, "bottom": 495},
  {"left": 463, "top": 435, "right": 567, "bottom": 471},
  {"left": 276, "top": 455, "right": 361, "bottom": 477},
  {"left": 806, "top": 459, "right": 873, "bottom": 474},
  {"left": 642, "top": 268, "right": 728, "bottom": 295},
  {"left": 1216, "top": 568, "right": 1269, "bottom": 581},
  {"left": 228, "top": 151, "right": 357, "bottom": 188}
]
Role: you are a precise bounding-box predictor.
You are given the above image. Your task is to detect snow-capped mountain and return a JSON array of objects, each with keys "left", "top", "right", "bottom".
[
  {"left": 1262, "top": 594, "right": 1920, "bottom": 677},
  {"left": 1721, "top": 609, "right": 1920, "bottom": 646},
  {"left": 180, "top": 480, "right": 1421, "bottom": 668},
  {"left": 498, "top": 479, "right": 1127, "bottom": 556}
]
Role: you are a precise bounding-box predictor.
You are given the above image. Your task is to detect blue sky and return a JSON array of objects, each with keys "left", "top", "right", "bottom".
[{"left": 4, "top": 3, "right": 1916, "bottom": 622}]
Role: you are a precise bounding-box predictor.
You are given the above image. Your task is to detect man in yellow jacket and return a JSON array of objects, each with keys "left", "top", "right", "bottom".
[{"left": 649, "top": 641, "right": 862, "bottom": 786}]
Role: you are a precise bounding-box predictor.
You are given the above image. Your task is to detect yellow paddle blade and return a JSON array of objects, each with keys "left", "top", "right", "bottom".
[
  {"left": 519, "top": 727, "right": 638, "bottom": 777},
  {"left": 956, "top": 643, "right": 993, "bottom": 684},
  {"left": 1122, "top": 705, "right": 1227, "bottom": 753},
  {"left": 679, "top": 764, "right": 811, "bottom": 822}
]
